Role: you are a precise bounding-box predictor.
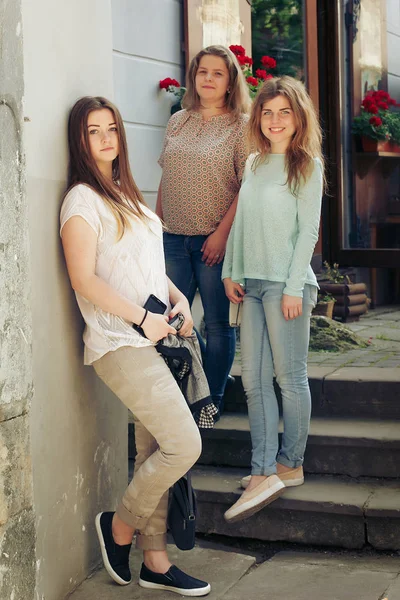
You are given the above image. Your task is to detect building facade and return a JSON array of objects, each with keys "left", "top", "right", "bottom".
[{"left": 1, "top": 1, "right": 398, "bottom": 599}]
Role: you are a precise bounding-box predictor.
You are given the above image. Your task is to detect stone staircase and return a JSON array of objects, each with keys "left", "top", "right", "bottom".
[
  {"left": 128, "top": 364, "right": 400, "bottom": 551},
  {"left": 191, "top": 365, "right": 400, "bottom": 551}
]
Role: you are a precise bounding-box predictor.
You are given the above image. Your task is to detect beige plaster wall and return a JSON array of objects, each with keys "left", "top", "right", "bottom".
[{"left": 21, "top": 1, "right": 128, "bottom": 598}]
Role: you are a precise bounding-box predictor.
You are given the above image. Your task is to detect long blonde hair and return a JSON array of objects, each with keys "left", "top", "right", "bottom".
[
  {"left": 248, "top": 76, "right": 325, "bottom": 194},
  {"left": 182, "top": 45, "right": 251, "bottom": 119},
  {"left": 65, "top": 96, "right": 147, "bottom": 239}
]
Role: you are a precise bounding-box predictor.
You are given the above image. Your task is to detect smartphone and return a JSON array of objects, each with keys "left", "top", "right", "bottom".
[
  {"left": 143, "top": 294, "right": 167, "bottom": 315},
  {"left": 169, "top": 312, "right": 185, "bottom": 331},
  {"left": 132, "top": 294, "right": 167, "bottom": 337}
]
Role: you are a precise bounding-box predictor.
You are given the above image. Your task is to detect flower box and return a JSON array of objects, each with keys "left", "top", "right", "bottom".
[
  {"left": 318, "top": 282, "right": 368, "bottom": 322},
  {"left": 312, "top": 300, "right": 335, "bottom": 319},
  {"left": 361, "top": 137, "right": 392, "bottom": 153},
  {"left": 389, "top": 142, "right": 400, "bottom": 154},
  {"left": 353, "top": 90, "right": 400, "bottom": 153}
]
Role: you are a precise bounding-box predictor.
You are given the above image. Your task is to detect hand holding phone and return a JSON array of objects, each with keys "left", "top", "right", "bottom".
[
  {"left": 142, "top": 312, "right": 175, "bottom": 342},
  {"left": 169, "top": 312, "right": 185, "bottom": 331},
  {"left": 133, "top": 294, "right": 170, "bottom": 338}
]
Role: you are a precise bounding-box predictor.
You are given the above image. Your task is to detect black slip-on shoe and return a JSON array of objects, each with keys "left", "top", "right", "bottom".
[
  {"left": 139, "top": 563, "right": 211, "bottom": 597},
  {"left": 225, "top": 374, "right": 236, "bottom": 390},
  {"left": 95, "top": 512, "right": 132, "bottom": 585}
]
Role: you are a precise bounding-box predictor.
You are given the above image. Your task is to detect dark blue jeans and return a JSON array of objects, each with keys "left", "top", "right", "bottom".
[{"left": 163, "top": 232, "right": 236, "bottom": 408}]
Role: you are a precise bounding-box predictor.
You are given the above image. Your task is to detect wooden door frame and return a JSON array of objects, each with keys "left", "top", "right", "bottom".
[{"left": 318, "top": 0, "right": 400, "bottom": 269}]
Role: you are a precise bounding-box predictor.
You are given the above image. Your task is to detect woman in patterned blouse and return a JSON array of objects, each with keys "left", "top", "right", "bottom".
[{"left": 157, "top": 45, "right": 251, "bottom": 420}]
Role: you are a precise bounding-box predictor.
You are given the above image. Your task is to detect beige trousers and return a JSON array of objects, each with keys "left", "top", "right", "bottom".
[{"left": 93, "top": 345, "right": 202, "bottom": 550}]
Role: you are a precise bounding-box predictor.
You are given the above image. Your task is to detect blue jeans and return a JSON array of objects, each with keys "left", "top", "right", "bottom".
[
  {"left": 240, "top": 279, "right": 317, "bottom": 476},
  {"left": 163, "top": 233, "right": 236, "bottom": 407}
]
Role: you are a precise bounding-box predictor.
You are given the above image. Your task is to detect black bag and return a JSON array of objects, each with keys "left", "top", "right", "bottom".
[{"left": 168, "top": 472, "right": 197, "bottom": 551}]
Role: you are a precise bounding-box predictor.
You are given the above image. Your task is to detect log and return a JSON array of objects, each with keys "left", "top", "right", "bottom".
[
  {"left": 333, "top": 303, "right": 368, "bottom": 318},
  {"left": 334, "top": 293, "right": 368, "bottom": 306},
  {"left": 319, "top": 282, "right": 367, "bottom": 295}
]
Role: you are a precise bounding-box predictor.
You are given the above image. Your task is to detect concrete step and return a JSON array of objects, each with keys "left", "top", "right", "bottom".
[
  {"left": 224, "top": 366, "right": 400, "bottom": 419},
  {"left": 199, "top": 413, "right": 400, "bottom": 478},
  {"left": 192, "top": 466, "right": 400, "bottom": 550}
]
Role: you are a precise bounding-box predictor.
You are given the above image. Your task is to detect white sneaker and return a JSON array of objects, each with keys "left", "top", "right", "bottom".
[
  {"left": 224, "top": 474, "right": 285, "bottom": 523},
  {"left": 241, "top": 466, "right": 304, "bottom": 489}
]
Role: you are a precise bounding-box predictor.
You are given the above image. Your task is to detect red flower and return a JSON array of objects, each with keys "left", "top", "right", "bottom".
[
  {"left": 261, "top": 56, "right": 276, "bottom": 69},
  {"left": 159, "top": 77, "right": 180, "bottom": 90},
  {"left": 367, "top": 104, "right": 379, "bottom": 114},
  {"left": 246, "top": 76, "right": 259, "bottom": 87},
  {"left": 375, "top": 90, "right": 390, "bottom": 100},
  {"left": 237, "top": 54, "right": 253, "bottom": 66},
  {"left": 229, "top": 45, "right": 246, "bottom": 57},
  {"left": 363, "top": 89, "right": 397, "bottom": 108},
  {"left": 369, "top": 116, "right": 383, "bottom": 127},
  {"left": 255, "top": 69, "right": 268, "bottom": 80},
  {"left": 265, "top": 74, "right": 273, "bottom": 80}
]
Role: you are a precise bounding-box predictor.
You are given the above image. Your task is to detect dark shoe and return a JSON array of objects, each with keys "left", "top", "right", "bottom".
[
  {"left": 139, "top": 563, "right": 211, "bottom": 596},
  {"left": 212, "top": 395, "right": 225, "bottom": 417},
  {"left": 225, "top": 374, "right": 236, "bottom": 390},
  {"left": 213, "top": 410, "right": 221, "bottom": 423},
  {"left": 95, "top": 512, "right": 132, "bottom": 585}
]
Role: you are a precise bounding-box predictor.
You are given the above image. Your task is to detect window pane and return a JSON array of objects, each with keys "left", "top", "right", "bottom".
[
  {"left": 251, "top": 0, "right": 305, "bottom": 79},
  {"left": 341, "top": 0, "right": 400, "bottom": 250}
]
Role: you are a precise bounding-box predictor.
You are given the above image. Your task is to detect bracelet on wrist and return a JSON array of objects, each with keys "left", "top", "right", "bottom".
[{"left": 138, "top": 309, "right": 148, "bottom": 328}]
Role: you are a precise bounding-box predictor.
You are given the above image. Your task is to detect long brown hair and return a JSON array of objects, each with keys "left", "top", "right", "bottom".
[
  {"left": 182, "top": 45, "right": 251, "bottom": 119},
  {"left": 66, "top": 96, "right": 147, "bottom": 238},
  {"left": 248, "top": 76, "right": 325, "bottom": 195}
]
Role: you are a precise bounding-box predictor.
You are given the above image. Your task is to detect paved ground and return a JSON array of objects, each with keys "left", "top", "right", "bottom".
[
  {"left": 307, "top": 306, "right": 400, "bottom": 368},
  {"left": 68, "top": 542, "right": 400, "bottom": 600},
  {"left": 227, "top": 551, "right": 400, "bottom": 600},
  {"left": 68, "top": 544, "right": 255, "bottom": 600}
]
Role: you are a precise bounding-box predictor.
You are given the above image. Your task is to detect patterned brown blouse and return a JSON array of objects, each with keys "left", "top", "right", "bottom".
[{"left": 159, "top": 109, "right": 248, "bottom": 236}]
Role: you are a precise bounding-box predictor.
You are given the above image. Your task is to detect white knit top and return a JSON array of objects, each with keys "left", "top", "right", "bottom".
[{"left": 60, "top": 184, "right": 170, "bottom": 365}]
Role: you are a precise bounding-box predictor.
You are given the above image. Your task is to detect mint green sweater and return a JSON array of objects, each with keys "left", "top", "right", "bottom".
[{"left": 222, "top": 154, "right": 323, "bottom": 297}]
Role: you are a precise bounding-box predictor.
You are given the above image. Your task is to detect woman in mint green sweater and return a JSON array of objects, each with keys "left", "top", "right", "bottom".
[{"left": 222, "top": 76, "right": 324, "bottom": 523}]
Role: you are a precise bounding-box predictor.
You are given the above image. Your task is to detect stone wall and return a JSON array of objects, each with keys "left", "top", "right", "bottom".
[{"left": 0, "top": 0, "right": 36, "bottom": 598}]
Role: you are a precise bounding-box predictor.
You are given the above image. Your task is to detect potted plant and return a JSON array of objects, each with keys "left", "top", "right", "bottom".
[
  {"left": 352, "top": 90, "right": 400, "bottom": 153},
  {"left": 318, "top": 262, "right": 369, "bottom": 322},
  {"left": 159, "top": 78, "right": 186, "bottom": 115},
  {"left": 386, "top": 111, "right": 400, "bottom": 152},
  {"left": 312, "top": 292, "right": 336, "bottom": 319},
  {"left": 228, "top": 45, "right": 277, "bottom": 98}
]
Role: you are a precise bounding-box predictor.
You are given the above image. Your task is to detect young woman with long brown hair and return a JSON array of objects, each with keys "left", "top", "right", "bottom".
[
  {"left": 222, "top": 76, "right": 324, "bottom": 522},
  {"left": 157, "top": 45, "right": 251, "bottom": 420},
  {"left": 60, "top": 96, "right": 210, "bottom": 596}
]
